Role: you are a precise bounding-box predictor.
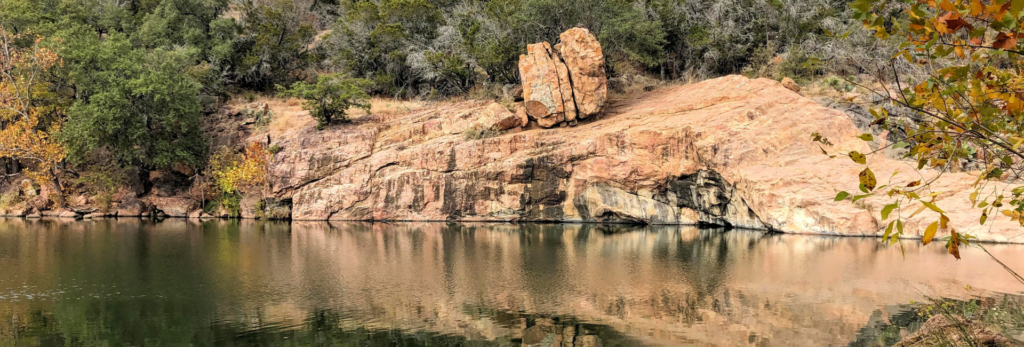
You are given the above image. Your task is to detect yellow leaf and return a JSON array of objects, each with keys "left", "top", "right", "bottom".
[
  {"left": 923, "top": 221, "right": 939, "bottom": 245},
  {"left": 908, "top": 204, "right": 928, "bottom": 218},
  {"left": 860, "top": 167, "right": 877, "bottom": 191}
]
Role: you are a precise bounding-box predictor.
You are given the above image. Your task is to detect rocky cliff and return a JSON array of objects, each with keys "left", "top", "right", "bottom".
[{"left": 266, "top": 75, "right": 1022, "bottom": 243}]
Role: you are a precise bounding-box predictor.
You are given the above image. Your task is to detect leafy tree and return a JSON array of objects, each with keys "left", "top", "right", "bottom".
[
  {"left": 58, "top": 28, "right": 206, "bottom": 170},
  {"left": 826, "top": 0, "right": 1024, "bottom": 259},
  {"left": 233, "top": 0, "right": 319, "bottom": 90},
  {"left": 277, "top": 74, "right": 371, "bottom": 130},
  {"left": 0, "top": 26, "right": 66, "bottom": 183}
]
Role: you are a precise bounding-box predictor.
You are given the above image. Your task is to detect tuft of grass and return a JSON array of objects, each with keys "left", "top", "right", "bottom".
[{"left": 462, "top": 126, "right": 500, "bottom": 140}]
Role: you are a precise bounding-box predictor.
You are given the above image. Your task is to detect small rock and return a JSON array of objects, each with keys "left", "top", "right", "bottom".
[
  {"left": 781, "top": 77, "right": 800, "bottom": 92},
  {"left": 26, "top": 212, "right": 41, "bottom": 218},
  {"left": 479, "top": 102, "right": 524, "bottom": 131},
  {"left": 116, "top": 196, "right": 148, "bottom": 217},
  {"left": 58, "top": 210, "right": 80, "bottom": 219}
]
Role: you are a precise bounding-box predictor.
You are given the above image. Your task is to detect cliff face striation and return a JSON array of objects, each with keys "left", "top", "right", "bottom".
[{"left": 266, "top": 75, "right": 1022, "bottom": 243}]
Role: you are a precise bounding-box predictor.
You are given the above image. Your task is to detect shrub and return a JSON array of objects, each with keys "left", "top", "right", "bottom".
[
  {"left": 0, "top": 192, "right": 21, "bottom": 211},
  {"left": 277, "top": 74, "right": 371, "bottom": 130}
]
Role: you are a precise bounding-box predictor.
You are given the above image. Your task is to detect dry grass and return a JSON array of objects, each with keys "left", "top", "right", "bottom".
[
  {"left": 229, "top": 96, "right": 431, "bottom": 142},
  {"left": 347, "top": 97, "right": 429, "bottom": 118}
]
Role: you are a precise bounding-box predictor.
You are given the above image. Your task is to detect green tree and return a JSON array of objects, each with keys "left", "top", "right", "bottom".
[
  {"left": 277, "top": 74, "right": 371, "bottom": 130},
  {"left": 233, "top": 0, "right": 318, "bottom": 90},
  {"left": 58, "top": 29, "right": 206, "bottom": 170}
]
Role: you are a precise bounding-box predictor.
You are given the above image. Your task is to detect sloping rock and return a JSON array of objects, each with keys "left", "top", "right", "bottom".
[
  {"left": 265, "top": 75, "right": 1022, "bottom": 242},
  {"left": 558, "top": 28, "right": 607, "bottom": 118},
  {"left": 519, "top": 42, "right": 569, "bottom": 127}
]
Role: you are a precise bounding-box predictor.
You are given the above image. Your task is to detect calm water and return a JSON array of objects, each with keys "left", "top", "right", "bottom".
[{"left": 0, "top": 219, "right": 1022, "bottom": 346}]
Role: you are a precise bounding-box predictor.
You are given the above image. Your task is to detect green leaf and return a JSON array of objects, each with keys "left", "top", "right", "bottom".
[
  {"left": 857, "top": 133, "right": 874, "bottom": 141},
  {"left": 922, "top": 221, "right": 939, "bottom": 245},
  {"left": 849, "top": 151, "right": 867, "bottom": 164},
  {"left": 896, "top": 219, "right": 904, "bottom": 235},
  {"left": 892, "top": 141, "right": 909, "bottom": 149},
  {"left": 835, "top": 191, "right": 850, "bottom": 201},
  {"left": 881, "top": 203, "right": 898, "bottom": 220},
  {"left": 883, "top": 220, "right": 894, "bottom": 241}
]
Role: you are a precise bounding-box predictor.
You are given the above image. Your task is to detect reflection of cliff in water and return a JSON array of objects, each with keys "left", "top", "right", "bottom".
[{"left": 0, "top": 219, "right": 1022, "bottom": 346}]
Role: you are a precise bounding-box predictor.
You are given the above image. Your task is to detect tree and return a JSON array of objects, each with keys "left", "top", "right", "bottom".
[
  {"left": 58, "top": 28, "right": 206, "bottom": 170},
  {"left": 277, "top": 74, "right": 371, "bottom": 130},
  {"left": 826, "top": 0, "right": 1024, "bottom": 259},
  {"left": 0, "top": 26, "right": 66, "bottom": 183}
]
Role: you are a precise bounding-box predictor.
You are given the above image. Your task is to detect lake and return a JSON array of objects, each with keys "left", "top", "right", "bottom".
[{"left": 0, "top": 219, "right": 1021, "bottom": 346}]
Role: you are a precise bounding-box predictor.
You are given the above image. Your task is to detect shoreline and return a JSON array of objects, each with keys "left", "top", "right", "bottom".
[{"left": 4, "top": 216, "right": 1024, "bottom": 245}]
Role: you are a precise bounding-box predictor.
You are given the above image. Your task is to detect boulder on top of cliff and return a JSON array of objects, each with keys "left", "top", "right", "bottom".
[
  {"left": 519, "top": 42, "right": 570, "bottom": 127},
  {"left": 558, "top": 28, "right": 607, "bottom": 118},
  {"left": 519, "top": 28, "right": 607, "bottom": 128}
]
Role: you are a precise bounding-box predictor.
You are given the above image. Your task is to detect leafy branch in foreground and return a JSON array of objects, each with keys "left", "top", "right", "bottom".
[{"left": 821, "top": 0, "right": 1024, "bottom": 259}]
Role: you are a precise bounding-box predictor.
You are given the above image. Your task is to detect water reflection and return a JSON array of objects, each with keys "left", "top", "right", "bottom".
[{"left": 0, "top": 219, "right": 1021, "bottom": 346}]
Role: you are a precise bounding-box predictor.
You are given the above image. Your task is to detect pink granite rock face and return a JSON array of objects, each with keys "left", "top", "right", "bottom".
[{"left": 263, "top": 75, "right": 1023, "bottom": 243}]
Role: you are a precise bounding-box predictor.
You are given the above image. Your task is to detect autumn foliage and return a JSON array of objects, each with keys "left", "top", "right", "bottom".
[
  {"left": 0, "top": 26, "right": 65, "bottom": 182},
  {"left": 833, "top": 0, "right": 1024, "bottom": 258},
  {"left": 210, "top": 142, "right": 269, "bottom": 196}
]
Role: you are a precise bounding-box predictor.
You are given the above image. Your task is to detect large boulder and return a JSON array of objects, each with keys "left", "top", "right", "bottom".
[
  {"left": 558, "top": 28, "right": 607, "bottom": 118},
  {"left": 519, "top": 42, "right": 571, "bottom": 127},
  {"left": 518, "top": 28, "right": 608, "bottom": 127}
]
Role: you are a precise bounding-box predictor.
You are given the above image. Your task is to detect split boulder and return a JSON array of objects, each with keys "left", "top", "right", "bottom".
[{"left": 518, "top": 28, "right": 607, "bottom": 127}]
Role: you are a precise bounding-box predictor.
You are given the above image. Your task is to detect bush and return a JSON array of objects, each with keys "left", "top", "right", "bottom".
[
  {"left": 0, "top": 192, "right": 21, "bottom": 211},
  {"left": 72, "top": 165, "right": 128, "bottom": 212},
  {"left": 277, "top": 74, "right": 371, "bottom": 130}
]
